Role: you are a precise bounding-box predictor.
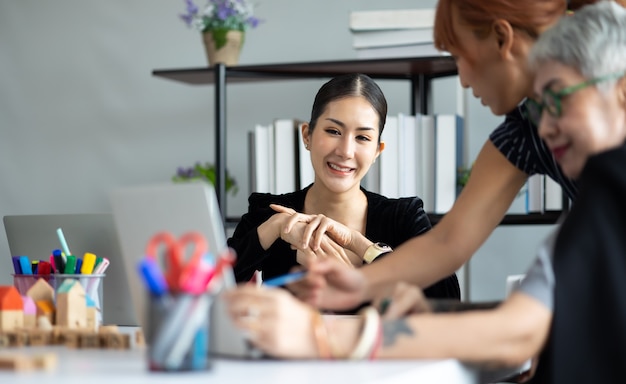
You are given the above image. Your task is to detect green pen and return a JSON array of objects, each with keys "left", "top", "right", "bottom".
[
  {"left": 94, "top": 256, "right": 104, "bottom": 271},
  {"left": 64, "top": 255, "right": 77, "bottom": 274}
]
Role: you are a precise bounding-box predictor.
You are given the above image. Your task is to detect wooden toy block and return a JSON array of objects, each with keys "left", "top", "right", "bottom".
[
  {"left": 98, "top": 325, "right": 119, "bottom": 334},
  {"left": 0, "top": 354, "right": 32, "bottom": 371},
  {"left": 0, "top": 353, "right": 57, "bottom": 371},
  {"left": 0, "top": 331, "right": 20, "bottom": 347},
  {"left": 79, "top": 332, "right": 101, "bottom": 349},
  {"left": 28, "top": 329, "right": 52, "bottom": 346},
  {"left": 32, "top": 353, "right": 57, "bottom": 371},
  {"left": 63, "top": 330, "right": 81, "bottom": 348},
  {"left": 135, "top": 329, "right": 145, "bottom": 348},
  {"left": 0, "top": 333, "right": 9, "bottom": 348},
  {"left": 103, "top": 333, "right": 130, "bottom": 349}
]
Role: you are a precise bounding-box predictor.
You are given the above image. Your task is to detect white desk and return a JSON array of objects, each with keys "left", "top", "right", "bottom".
[{"left": 0, "top": 346, "right": 478, "bottom": 384}]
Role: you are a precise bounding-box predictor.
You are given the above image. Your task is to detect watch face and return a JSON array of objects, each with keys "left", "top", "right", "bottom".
[{"left": 375, "top": 242, "right": 391, "bottom": 251}]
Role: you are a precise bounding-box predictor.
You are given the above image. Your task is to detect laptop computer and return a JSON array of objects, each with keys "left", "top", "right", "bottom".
[
  {"left": 3, "top": 213, "right": 137, "bottom": 326},
  {"left": 110, "top": 182, "right": 259, "bottom": 358}
]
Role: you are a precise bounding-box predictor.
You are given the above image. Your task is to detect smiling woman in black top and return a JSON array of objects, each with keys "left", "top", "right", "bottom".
[{"left": 227, "top": 73, "right": 460, "bottom": 300}]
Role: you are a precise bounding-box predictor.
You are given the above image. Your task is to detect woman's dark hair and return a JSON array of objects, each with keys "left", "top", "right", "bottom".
[{"left": 307, "top": 73, "right": 387, "bottom": 142}]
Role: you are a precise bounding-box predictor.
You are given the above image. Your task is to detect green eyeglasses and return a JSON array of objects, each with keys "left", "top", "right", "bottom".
[{"left": 525, "top": 71, "right": 626, "bottom": 126}]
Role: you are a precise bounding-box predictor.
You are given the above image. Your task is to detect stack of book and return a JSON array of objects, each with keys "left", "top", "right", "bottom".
[
  {"left": 363, "top": 113, "right": 464, "bottom": 214},
  {"left": 349, "top": 8, "right": 448, "bottom": 59},
  {"left": 248, "top": 113, "right": 465, "bottom": 215},
  {"left": 526, "top": 174, "right": 564, "bottom": 213},
  {"left": 248, "top": 118, "right": 313, "bottom": 195}
]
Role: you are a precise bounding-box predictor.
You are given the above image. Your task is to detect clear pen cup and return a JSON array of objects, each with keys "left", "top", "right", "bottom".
[
  {"left": 146, "top": 292, "right": 212, "bottom": 372},
  {"left": 12, "top": 274, "right": 105, "bottom": 323}
]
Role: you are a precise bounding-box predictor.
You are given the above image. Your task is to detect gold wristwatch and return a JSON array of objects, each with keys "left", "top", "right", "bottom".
[{"left": 363, "top": 242, "right": 393, "bottom": 264}]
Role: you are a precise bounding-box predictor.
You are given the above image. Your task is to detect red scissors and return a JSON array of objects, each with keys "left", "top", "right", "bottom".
[{"left": 145, "top": 231, "right": 208, "bottom": 293}]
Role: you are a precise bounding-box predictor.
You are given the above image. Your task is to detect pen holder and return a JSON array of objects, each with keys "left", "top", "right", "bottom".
[
  {"left": 12, "top": 274, "right": 105, "bottom": 326},
  {"left": 146, "top": 292, "right": 212, "bottom": 372}
]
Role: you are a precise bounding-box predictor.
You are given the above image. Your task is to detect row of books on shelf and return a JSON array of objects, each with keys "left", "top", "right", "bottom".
[
  {"left": 349, "top": 8, "right": 448, "bottom": 59},
  {"left": 526, "top": 174, "right": 564, "bottom": 213},
  {"left": 247, "top": 113, "right": 464, "bottom": 215}
]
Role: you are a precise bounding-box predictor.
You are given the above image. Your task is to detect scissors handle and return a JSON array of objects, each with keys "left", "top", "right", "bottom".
[{"left": 146, "top": 231, "right": 209, "bottom": 293}]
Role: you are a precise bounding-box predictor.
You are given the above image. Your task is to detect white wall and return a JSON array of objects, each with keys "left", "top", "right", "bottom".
[{"left": 0, "top": 0, "right": 553, "bottom": 300}]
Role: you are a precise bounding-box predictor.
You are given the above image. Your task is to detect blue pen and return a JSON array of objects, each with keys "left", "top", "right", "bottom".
[
  {"left": 138, "top": 258, "right": 169, "bottom": 296},
  {"left": 263, "top": 271, "right": 306, "bottom": 287},
  {"left": 19, "top": 256, "right": 32, "bottom": 275},
  {"left": 74, "top": 258, "right": 83, "bottom": 274}
]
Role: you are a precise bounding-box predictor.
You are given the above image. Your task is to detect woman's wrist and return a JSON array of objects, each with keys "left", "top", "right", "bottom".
[
  {"left": 347, "top": 231, "right": 373, "bottom": 260},
  {"left": 257, "top": 214, "right": 283, "bottom": 250}
]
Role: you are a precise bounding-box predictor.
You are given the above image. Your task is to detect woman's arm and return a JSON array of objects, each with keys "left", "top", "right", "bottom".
[
  {"left": 362, "top": 141, "right": 528, "bottom": 297},
  {"left": 226, "top": 285, "right": 551, "bottom": 367},
  {"left": 376, "top": 292, "right": 550, "bottom": 366}
]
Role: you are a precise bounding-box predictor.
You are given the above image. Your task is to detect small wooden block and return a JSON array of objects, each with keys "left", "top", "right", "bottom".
[
  {"left": 79, "top": 332, "right": 101, "bottom": 349},
  {"left": 103, "top": 333, "right": 130, "bottom": 350},
  {"left": 0, "top": 334, "right": 8, "bottom": 348},
  {"left": 98, "top": 325, "right": 119, "bottom": 334},
  {"left": 135, "top": 329, "right": 145, "bottom": 348},
  {"left": 32, "top": 353, "right": 58, "bottom": 371},
  {"left": 0, "top": 355, "right": 33, "bottom": 371},
  {"left": 0, "top": 332, "right": 20, "bottom": 347},
  {"left": 28, "top": 330, "right": 52, "bottom": 346},
  {"left": 63, "top": 331, "right": 81, "bottom": 349},
  {"left": 0, "top": 353, "right": 57, "bottom": 371}
]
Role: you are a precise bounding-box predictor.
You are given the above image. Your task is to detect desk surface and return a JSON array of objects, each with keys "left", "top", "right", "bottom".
[{"left": 0, "top": 346, "right": 478, "bottom": 384}]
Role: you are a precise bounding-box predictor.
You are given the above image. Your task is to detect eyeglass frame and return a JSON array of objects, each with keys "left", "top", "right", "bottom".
[{"left": 525, "top": 71, "right": 626, "bottom": 126}]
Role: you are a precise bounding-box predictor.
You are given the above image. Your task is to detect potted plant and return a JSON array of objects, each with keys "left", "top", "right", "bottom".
[
  {"left": 173, "top": 162, "right": 238, "bottom": 196},
  {"left": 179, "top": 0, "right": 261, "bottom": 66}
]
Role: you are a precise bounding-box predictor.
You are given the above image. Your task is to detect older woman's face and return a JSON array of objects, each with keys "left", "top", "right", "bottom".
[{"left": 534, "top": 60, "right": 626, "bottom": 179}]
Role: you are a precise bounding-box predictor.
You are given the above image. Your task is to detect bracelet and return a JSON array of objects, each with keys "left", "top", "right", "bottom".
[
  {"left": 348, "top": 306, "right": 381, "bottom": 360},
  {"left": 311, "top": 310, "right": 332, "bottom": 359}
]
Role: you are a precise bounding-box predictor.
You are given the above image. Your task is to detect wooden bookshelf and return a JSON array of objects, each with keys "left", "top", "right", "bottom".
[{"left": 152, "top": 56, "right": 562, "bottom": 226}]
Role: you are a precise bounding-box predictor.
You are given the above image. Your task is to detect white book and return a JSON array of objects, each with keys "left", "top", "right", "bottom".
[
  {"left": 297, "top": 122, "right": 315, "bottom": 189},
  {"left": 349, "top": 8, "right": 436, "bottom": 31},
  {"left": 379, "top": 115, "right": 399, "bottom": 198},
  {"left": 544, "top": 176, "right": 563, "bottom": 211},
  {"left": 434, "top": 114, "right": 461, "bottom": 214},
  {"left": 419, "top": 114, "right": 436, "bottom": 213},
  {"left": 526, "top": 174, "right": 545, "bottom": 213},
  {"left": 355, "top": 42, "right": 448, "bottom": 60},
  {"left": 398, "top": 113, "right": 418, "bottom": 197},
  {"left": 273, "top": 118, "right": 299, "bottom": 194},
  {"left": 252, "top": 124, "right": 272, "bottom": 193},
  {"left": 351, "top": 28, "right": 434, "bottom": 49}
]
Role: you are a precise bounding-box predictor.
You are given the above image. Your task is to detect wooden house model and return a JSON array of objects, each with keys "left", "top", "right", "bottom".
[
  {"left": 56, "top": 279, "right": 86, "bottom": 329},
  {"left": 0, "top": 286, "right": 24, "bottom": 331}
]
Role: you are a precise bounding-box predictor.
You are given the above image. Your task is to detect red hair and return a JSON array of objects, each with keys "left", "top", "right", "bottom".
[{"left": 433, "top": 0, "right": 624, "bottom": 53}]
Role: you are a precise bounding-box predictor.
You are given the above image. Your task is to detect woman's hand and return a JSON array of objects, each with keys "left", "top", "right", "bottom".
[
  {"left": 372, "top": 282, "right": 432, "bottom": 320},
  {"left": 294, "top": 233, "right": 357, "bottom": 268},
  {"left": 288, "top": 258, "right": 369, "bottom": 311},
  {"left": 224, "top": 285, "right": 318, "bottom": 359},
  {"left": 270, "top": 204, "right": 354, "bottom": 251}
]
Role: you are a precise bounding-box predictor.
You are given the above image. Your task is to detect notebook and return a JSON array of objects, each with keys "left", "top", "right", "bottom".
[
  {"left": 3, "top": 213, "right": 138, "bottom": 326},
  {"left": 110, "top": 182, "right": 260, "bottom": 358}
]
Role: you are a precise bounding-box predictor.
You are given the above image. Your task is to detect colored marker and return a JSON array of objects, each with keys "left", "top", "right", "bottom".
[
  {"left": 93, "top": 257, "right": 110, "bottom": 275},
  {"left": 11, "top": 256, "right": 22, "bottom": 274},
  {"left": 19, "top": 256, "right": 32, "bottom": 275},
  {"left": 81, "top": 252, "right": 97, "bottom": 274},
  {"left": 138, "top": 258, "right": 169, "bottom": 297},
  {"left": 52, "top": 249, "right": 65, "bottom": 273},
  {"left": 263, "top": 271, "right": 306, "bottom": 287},
  {"left": 74, "top": 258, "right": 83, "bottom": 274},
  {"left": 56, "top": 228, "right": 71, "bottom": 260},
  {"left": 63, "top": 255, "right": 77, "bottom": 274}
]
